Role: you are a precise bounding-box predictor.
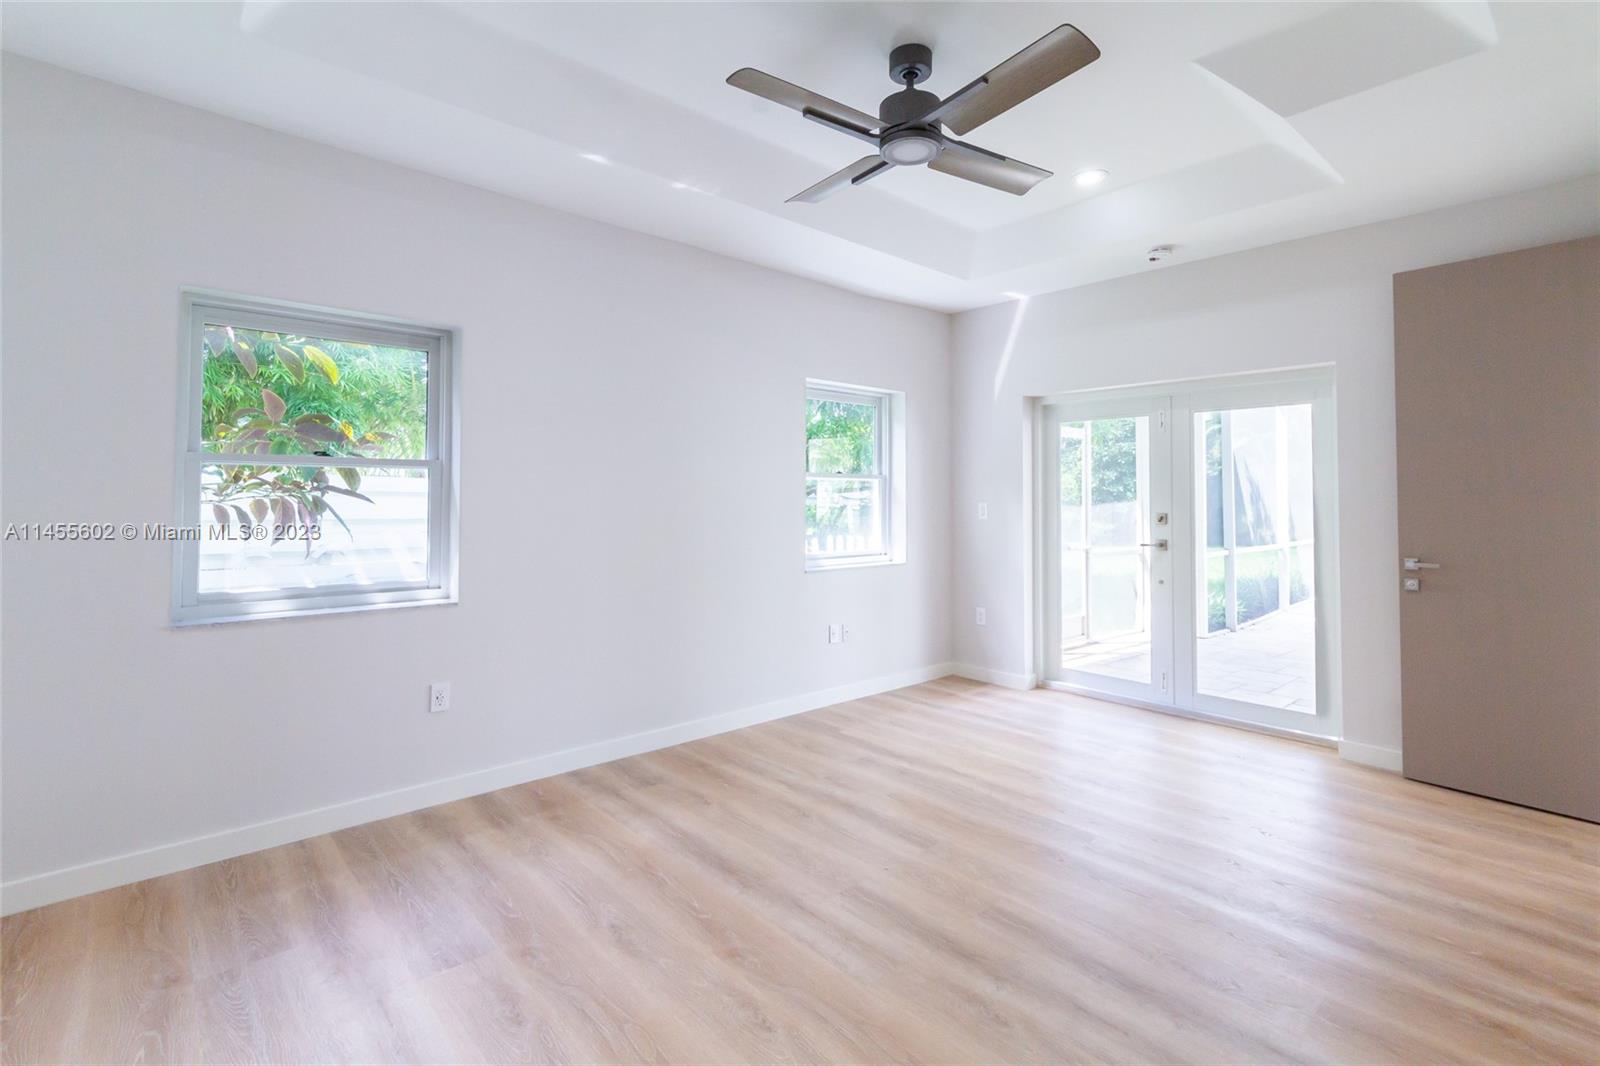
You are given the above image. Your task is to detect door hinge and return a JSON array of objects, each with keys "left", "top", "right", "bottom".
[{"left": 1157, "top": 411, "right": 1167, "bottom": 431}]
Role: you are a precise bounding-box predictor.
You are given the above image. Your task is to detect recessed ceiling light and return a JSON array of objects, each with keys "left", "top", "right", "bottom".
[
  {"left": 1074, "top": 168, "right": 1109, "bottom": 187},
  {"left": 670, "top": 182, "right": 698, "bottom": 192},
  {"left": 579, "top": 152, "right": 610, "bottom": 165}
]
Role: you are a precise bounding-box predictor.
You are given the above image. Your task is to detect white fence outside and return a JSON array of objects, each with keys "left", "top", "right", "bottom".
[{"left": 197, "top": 472, "right": 428, "bottom": 594}]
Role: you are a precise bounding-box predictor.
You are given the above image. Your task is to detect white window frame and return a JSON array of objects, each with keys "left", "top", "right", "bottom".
[
  {"left": 171, "top": 291, "right": 459, "bottom": 625},
  {"left": 804, "top": 380, "right": 905, "bottom": 571}
]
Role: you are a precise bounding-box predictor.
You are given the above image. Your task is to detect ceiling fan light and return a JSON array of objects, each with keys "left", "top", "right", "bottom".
[{"left": 881, "top": 131, "right": 941, "bottom": 167}]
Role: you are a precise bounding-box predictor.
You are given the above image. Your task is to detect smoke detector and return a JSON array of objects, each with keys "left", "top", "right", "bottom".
[{"left": 1146, "top": 245, "right": 1175, "bottom": 263}]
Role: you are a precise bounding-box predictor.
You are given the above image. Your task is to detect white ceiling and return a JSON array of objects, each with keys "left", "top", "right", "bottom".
[{"left": 3, "top": 2, "right": 1596, "bottom": 311}]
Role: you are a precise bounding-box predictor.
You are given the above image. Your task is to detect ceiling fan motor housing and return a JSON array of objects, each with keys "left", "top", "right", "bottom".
[{"left": 879, "top": 87, "right": 941, "bottom": 127}]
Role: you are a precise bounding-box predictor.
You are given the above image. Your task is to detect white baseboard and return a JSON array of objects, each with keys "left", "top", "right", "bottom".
[
  {"left": 1339, "top": 739, "right": 1404, "bottom": 773},
  {"left": 1, "top": 662, "right": 958, "bottom": 917},
  {"left": 950, "top": 662, "right": 1038, "bottom": 690}
]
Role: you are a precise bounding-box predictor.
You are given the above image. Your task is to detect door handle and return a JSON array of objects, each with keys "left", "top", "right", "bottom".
[
  {"left": 1140, "top": 539, "right": 1169, "bottom": 550},
  {"left": 1402, "top": 557, "right": 1440, "bottom": 571}
]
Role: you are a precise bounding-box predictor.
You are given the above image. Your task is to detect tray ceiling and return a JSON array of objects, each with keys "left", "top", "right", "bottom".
[{"left": 3, "top": 2, "right": 1595, "bottom": 310}]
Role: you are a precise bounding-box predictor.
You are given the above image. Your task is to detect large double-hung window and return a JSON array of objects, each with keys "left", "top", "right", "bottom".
[{"left": 172, "top": 293, "right": 457, "bottom": 624}]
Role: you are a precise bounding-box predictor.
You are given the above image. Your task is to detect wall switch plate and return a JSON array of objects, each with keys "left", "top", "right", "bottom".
[
  {"left": 977, "top": 502, "right": 988, "bottom": 520},
  {"left": 827, "top": 624, "right": 843, "bottom": 644},
  {"left": 429, "top": 682, "right": 450, "bottom": 713},
  {"left": 975, "top": 607, "right": 986, "bottom": 626}
]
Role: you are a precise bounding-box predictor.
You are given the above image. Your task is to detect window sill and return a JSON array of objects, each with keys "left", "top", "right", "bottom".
[
  {"left": 172, "top": 593, "right": 457, "bottom": 628},
  {"left": 805, "top": 555, "right": 903, "bottom": 573}
]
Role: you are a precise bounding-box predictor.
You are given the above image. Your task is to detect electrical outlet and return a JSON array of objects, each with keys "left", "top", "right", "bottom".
[
  {"left": 975, "top": 607, "right": 986, "bottom": 626},
  {"left": 429, "top": 681, "right": 450, "bottom": 713},
  {"left": 977, "top": 502, "right": 988, "bottom": 520}
]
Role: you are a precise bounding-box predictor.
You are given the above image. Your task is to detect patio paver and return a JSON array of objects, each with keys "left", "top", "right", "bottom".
[{"left": 1061, "top": 600, "right": 1315, "bottom": 711}]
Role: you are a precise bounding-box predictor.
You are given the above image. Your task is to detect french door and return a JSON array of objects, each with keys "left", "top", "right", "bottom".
[
  {"left": 1040, "top": 376, "right": 1334, "bottom": 739},
  {"left": 1041, "top": 395, "right": 1173, "bottom": 704}
]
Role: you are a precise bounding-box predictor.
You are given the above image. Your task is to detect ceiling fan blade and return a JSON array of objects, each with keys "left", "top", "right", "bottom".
[
  {"left": 787, "top": 156, "right": 891, "bottom": 203},
  {"left": 728, "top": 68, "right": 881, "bottom": 132},
  {"left": 931, "top": 25, "right": 1100, "bottom": 136},
  {"left": 803, "top": 109, "right": 879, "bottom": 145},
  {"left": 929, "top": 140, "right": 1051, "bottom": 195}
]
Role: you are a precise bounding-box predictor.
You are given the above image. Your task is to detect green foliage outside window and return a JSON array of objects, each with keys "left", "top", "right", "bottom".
[
  {"left": 1059, "top": 419, "right": 1139, "bottom": 506},
  {"left": 1088, "top": 419, "right": 1137, "bottom": 505},
  {"left": 1207, "top": 549, "right": 1310, "bottom": 632},
  {"left": 199, "top": 324, "right": 426, "bottom": 546},
  {"left": 1059, "top": 428, "right": 1082, "bottom": 505},
  {"left": 805, "top": 399, "right": 875, "bottom": 474},
  {"left": 806, "top": 398, "right": 877, "bottom": 539}
]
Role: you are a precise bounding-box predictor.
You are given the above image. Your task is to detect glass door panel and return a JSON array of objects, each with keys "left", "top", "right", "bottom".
[{"left": 1192, "top": 403, "right": 1317, "bottom": 718}]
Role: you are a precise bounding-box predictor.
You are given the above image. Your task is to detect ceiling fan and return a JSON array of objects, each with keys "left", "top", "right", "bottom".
[{"left": 727, "top": 25, "right": 1100, "bottom": 203}]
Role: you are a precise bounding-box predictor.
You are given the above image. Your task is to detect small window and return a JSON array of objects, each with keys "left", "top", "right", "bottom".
[
  {"left": 172, "top": 293, "right": 456, "bottom": 624},
  {"left": 805, "top": 381, "right": 902, "bottom": 569}
]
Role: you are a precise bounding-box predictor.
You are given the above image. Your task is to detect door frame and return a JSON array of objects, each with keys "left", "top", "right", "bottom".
[{"left": 1032, "top": 367, "right": 1342, "bottom": 744}]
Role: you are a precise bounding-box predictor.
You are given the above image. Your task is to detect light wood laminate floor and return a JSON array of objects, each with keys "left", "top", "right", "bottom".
[{"left": 4, "top": 679, "right": 1598, "bottom": 1064}]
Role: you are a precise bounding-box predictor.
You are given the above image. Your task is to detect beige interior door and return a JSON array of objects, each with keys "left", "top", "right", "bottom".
[{"left": 1393, "top": 236, "right": 1599, "bottom": 822}]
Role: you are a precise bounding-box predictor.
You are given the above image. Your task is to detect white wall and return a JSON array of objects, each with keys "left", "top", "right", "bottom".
[
  {"left": 950, "top": 177, "right": 1600, "bottom": 763},
  {"left": 0, "top": 58, "right": 952, "bottom": 908}
]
